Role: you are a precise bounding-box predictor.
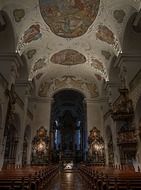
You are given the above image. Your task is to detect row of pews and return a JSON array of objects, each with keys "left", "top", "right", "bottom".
[
  {"left": 0, "top": 165, "right": 59, "bottom": 190},
  {"left": 79, "top": 165, "right": 141, "bottom": 190}
]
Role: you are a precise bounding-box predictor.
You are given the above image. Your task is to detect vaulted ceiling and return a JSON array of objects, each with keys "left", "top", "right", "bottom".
[{"left": 1, "top": 0, "right": 140, "bottom": 97}]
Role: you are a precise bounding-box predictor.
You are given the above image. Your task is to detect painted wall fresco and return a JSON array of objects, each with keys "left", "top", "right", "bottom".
[
  {"left": 113, "top": 10, "right": 125, "bottom": 24},
  {"left": 101, "top": 50, "right": 111, "bottom": 60},
  {"left": 26, "top": 49, "right": 37, "bottom": 59},
  {"left": 50, "top": 49, "right": 86, "bottom": 65},
  {"left": 39, "top": 0, "right": 100, "bottom": 38},
  {"left": 23, "top": 24, "right": 42, "bottom": 44},
  {"left": 33, "top": 58, "right": 46, "bottom": 72},
  {"left": 96, "top": 25, "right": 115, "bottom": 45},
  {"left": 13, "top": 9, "right": 25, "bottom": 22},
  {"left": 38, "top": 76, "right": 99, "bottom": 98}
]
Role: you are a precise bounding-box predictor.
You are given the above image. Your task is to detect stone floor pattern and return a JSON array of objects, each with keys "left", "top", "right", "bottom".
[{"left": 47, "top": 170, "right": 87, "bottom": 190}]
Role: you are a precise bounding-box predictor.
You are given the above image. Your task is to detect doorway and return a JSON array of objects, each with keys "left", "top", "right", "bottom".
[{"left": 50, "top": 90, "right": 87, "bottom": 164}]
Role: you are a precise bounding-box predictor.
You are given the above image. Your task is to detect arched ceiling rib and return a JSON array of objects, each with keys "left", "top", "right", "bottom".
[{"left": 0, "top": 0, "right": 140, "bottom": 97}]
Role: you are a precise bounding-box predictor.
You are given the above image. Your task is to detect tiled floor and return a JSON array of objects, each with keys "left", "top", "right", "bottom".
[{"left": 47, "top": 170, "right": 87, "bottom": 190}]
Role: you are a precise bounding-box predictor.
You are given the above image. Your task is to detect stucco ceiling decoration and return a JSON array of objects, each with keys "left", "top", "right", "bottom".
[
  {"left": 90, "top": 58, "right": 108, "bottom": 80},
  {"left": 95, "top": 74, "right": 102, "bottom": 81},
  {"left": 113, "top": 9, "right": 126, "bottom": 23},
  {"left": 39, "top": 0, "right": 100, "bottom": 38},
  {"left": 50, "top": 49, "right": 86, "bottom": 65},
  {"left": 32, "top": 58, "right": 46, "bottom": 72},
  {"left": 38, "top": 76, "right": 99, "bottom": 98},
  {"left": 26, "top": 49, "right": 37, "bottom": 59},
  {"left": 101, "top": 50, "right": 111, "bottom": 60},
  {"left": 1, "top": 0, "right": 140, "bottom": 92},
  {"left": 13, "top": 9, "right": 25, "bottom": 22},
  {"left": 36, "top": 73, "right": 43, "bottom": 80}
]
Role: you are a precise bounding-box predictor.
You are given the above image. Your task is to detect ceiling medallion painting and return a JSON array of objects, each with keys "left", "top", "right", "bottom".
[
  {"left": 50, "top": 49, "right": 86, "bottom": 65},
  {"left": 39, "top": 0, "right": 100, "bottom": 38},
  {"left": 23, "top": 24, "right": 42, "bottom": 44},
  {"left": 96, "top": 25, "right": 115, "bottom": 45}
]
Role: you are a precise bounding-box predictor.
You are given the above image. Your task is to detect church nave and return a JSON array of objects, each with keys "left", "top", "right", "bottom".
[{"left": 48, "top": 170, "right": 87, "bottom": 190}]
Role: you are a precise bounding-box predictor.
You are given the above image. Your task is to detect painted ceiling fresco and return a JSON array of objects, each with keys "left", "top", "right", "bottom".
[
  {"left": 39, "top": 0, "right": 100, "bottom": 38},
  {"left": 50, "top": 49, "right": 86, "bottom": 65},
  {"left": 23, "top": 24, "right": 42, "bottom": 44},
  {"left": 96, "top": 25, "right": 115, "bottom": 45},
  {"left": 38, "top": 76, "right": 99, "bottom": 98},
  {"left": 1, "top": 0, "right": 140, "bottom": 96}
]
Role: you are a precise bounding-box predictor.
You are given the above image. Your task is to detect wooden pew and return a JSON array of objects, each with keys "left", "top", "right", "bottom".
[
  {"left": 0, "top": 165, "right": 59, "bottom": 190},
  {"left": 79, "top": 165, "right": 141, "bottom": 190}
]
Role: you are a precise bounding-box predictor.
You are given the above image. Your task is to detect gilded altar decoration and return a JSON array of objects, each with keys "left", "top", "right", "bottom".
[
  {"left": 39, "top": 0, "right": 100, "bottom": 38},
  {"left": 50, "top": 49, "right": 86, "bottom": 65},
  {"left": 32, "top": 126, "right": 49, "bottom": 164},
  {"left": 88, "top": 127, "right": 105, "bottom": 163},
  {"left": 111, "top": 88, "right": 134, "bottom": 121},
  {"left": 117, "top": 129, "right": 137, "bottom": 145}
]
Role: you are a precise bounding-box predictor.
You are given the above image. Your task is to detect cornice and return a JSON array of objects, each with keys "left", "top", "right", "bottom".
[
  {"left": 0, "top": 52, "right": 23, "bottom": 68},
  {"left": 84, "top": 97, "right": 108, "bottom": 104},
  {"left": 29, "top": 96, "right": 54, "bottom": 103},
  {"left": 115, "top": 53, "right": 141, "bottom": 68}
]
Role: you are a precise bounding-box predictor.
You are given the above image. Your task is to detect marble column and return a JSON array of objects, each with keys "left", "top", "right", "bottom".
[
  {"left": 104, "top": 140, "right": 109, "bottom": 166},
  {"left": 111, "top": 119, "right": 121, "bottom": 166},
  {"left": 0, "top": 54, "right": 21, "bottom": 170},
  {"left": 16, "top": 88, "right": 29, "bottom": 167},
  {"left": 26, "top": 138, "right": 32, "bottom": 165}
]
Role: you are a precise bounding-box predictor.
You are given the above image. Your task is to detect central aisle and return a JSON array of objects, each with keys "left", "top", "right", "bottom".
[{"left": 48, "top": 170, "right": 87, "bottom": 190}]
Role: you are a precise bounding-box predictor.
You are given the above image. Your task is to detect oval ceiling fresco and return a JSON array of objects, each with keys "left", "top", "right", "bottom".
[
  {"left": 39, "top": 0, "right": 100, "bottom": 38},
  {"left": 50, "top": 49, "right": 86, "bottom": 65}
]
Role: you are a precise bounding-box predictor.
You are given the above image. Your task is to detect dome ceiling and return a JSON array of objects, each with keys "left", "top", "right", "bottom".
[
  {"left": 39, "top": 0, "right": 100, "bottom": 38},
  {"left": 1, "top": 0, "right": 140, "bottom": 97}
]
